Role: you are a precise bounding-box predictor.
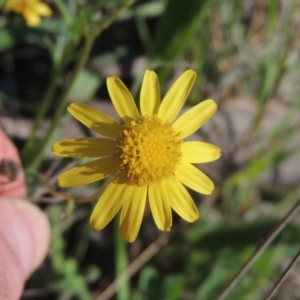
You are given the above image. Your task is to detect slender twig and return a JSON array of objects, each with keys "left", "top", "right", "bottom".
[
  {"left": 79, "top": 175, "right": 115, "bottom": 203},
  {"left": 95, "top": 234, "right": 169, "bottom": 300},
  {"left": 215, "top": 199, "right": 300, "bottom": 300},
  {"left": 38, "top": 174, "right": 74, "bottom": 202},
  {"left": 91, "top": 0, "right": 134, "bottom": 37},
  {"left": 264, "top": 248, "right": 300, "bottom": 300},
  {"left": 31, "top": 160, "right": 78, "bottom": 201}
]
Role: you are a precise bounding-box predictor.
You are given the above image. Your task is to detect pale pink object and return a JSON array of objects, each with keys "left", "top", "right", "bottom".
[
  {"left": 0, "top": 128, "right": 27, "bottom": 197},
  {"left": 0, "top": 128, "right": 50, "bottom": 300}
]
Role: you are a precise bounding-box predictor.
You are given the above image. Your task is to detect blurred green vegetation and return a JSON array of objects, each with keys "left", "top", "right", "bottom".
[{"left": 1, "top": 0, "right": 300, "bottom": 299}]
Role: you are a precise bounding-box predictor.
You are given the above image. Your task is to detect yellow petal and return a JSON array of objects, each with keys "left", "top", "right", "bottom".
[
  {"left": 90, "top": 182, "right": 127, "bottom": 230},
  {"left": 107, "top": 76, "right": 139, "bottom": 123},
  {"left": 174, "top": 161, "right": 214, "bottom": 195},
  {"left": 36, "top": 3, "right": 52, "bottom": 17},
  {"left": 140, "top": 70, "right": 161, "bottom": 116},
  {"left": 165, "top": 176, "right": 199, "bottom": 222},
  {"left": 181, "top": 141, "right": 221, "bottom": 163},
  {"left": 52, "top": 138, "right": 116, "bottom": 158},
  {"left": 119, "top": 185, "right": 147, "bottom": 242},
  {"left": 68, "top": 103, "right": 121, "bottom": 139},
  {"left": 172, "top": 100, "right": 217, "bottom": 139},
  {"left": 57, "top": 157, "right": 119, "bottom": 187},
  {"left": 158, "top": 70, "right": 196, "bottom": 123},
  {"left": 23, "top": 10, "right": 41, "bottom": 27},
  {"left": 148, "top": 181, "right": 172, "bottom": 231}
]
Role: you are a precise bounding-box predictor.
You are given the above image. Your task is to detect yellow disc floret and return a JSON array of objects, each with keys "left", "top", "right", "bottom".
[{"left": 117, "top": 115, "right": 182, "bottom": 186}]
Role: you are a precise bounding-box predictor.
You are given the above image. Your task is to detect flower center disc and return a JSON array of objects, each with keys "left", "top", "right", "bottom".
[{"left": 117, "top": 115, "right": 182, "bottom": 186}]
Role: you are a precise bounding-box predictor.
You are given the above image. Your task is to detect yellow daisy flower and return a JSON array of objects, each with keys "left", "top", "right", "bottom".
[
  {"left": 52, "top": 70, "right": 221, "bottom": 242},
  {"left": 4, "top": 0, "right": 52, "bottom": 27}
]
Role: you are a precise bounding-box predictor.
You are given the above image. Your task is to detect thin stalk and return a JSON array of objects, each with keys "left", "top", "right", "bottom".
[
  {"left": 253, "top": 1, "right": 295, "bottom": 131},
  {"left": 114, "top": 216, "right": 130, "bottom": 300},
  {"left": 22, "top": 66, "right": 61, "bottom": 154},
  {"left": 28, "top": 35, "right": 94, "bottom": 170},
  {"left": 27, "top": 0, "right": 134, "bottom": 170},
  {"left": 215, "top": 199, "right": 300, "bottom": 300},
  {"left": 91, "top": 0, "right": 134, "bottom": 37},
  {"left": 97, "top": 234, "right": 169, "bottom": 300},
  {"left": 23, "top": 37, "right": 76, "bottom": 158},
  {"left": 265, "top": 248, "right": 300, "bottom": 300}
]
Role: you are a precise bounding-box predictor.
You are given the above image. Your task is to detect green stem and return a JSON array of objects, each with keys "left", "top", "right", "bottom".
[
  {"left": 114, "top": 216, "right": 130, "bottom": 300},
  {"left": 28, "top": 35, "right": 95, "bottom": 170},
  {"left": 22, "top": 37, "right": 76, "bottom": 161},
  {"left": 91, "top": 0, "right": 134, "bottom": 37},
  {"left": 26, "top": 0, "right": 134, "bottom": 170},
  {"left": 22, "top": 67, "right": 61, "bottom": 153}
]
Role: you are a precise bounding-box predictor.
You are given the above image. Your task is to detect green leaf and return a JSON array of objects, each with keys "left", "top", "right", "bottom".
[
  {"left": 0, "top": 29, "right": 15, "bottom": 52},
  {"left": 149, "top": 0, "right": 209, "bottom": 63},
  {"left": 69, "top": 69, "right": 102, "bottom": 102},
  {"left": 54, "top": 0, "right": 74, "bottom": 26},
  {"left": 163, "top": 275, "right": 184, "bottom": 300}
]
